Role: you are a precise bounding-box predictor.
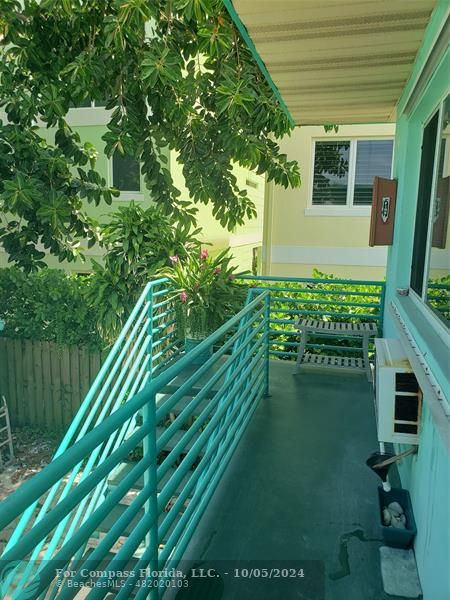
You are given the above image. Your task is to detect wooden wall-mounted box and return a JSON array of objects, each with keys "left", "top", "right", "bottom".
[{"left": 369, "top": 177, "right": 397, "bottom": 246}]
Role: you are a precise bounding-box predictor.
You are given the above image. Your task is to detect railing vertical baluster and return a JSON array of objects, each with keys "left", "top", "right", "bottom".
[
  {"left": 143, "top": 285, "right": 159, "bottom": 599},
  {"left": 143, "top": 391, "right": 159, "bottom": 600},
  {"left": 264, "top": 291, "right": 271, "bottom": 397},
  {"left": 147, "top": 286, "right": 154, "bottom": 374}
]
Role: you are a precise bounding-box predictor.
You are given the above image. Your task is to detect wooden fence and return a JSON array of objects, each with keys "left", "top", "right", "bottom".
[{"left": 0, "top": 338, "right": 104, "bottom": 430}]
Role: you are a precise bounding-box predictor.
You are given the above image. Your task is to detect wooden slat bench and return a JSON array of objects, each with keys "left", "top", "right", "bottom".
[{"left": 294, "top": 319, "right": 378, "bottom": 380}]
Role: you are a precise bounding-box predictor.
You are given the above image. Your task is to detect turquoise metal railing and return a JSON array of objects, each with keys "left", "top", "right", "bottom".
[
  {"left": 1, "top": 277, "right": 182, "bottom": 596},
  {"left": 238, "top": 275, "right": 385, "bottom": 360},
  {"left": 0, "top": 288, "right": 269, "bottom": 598}
]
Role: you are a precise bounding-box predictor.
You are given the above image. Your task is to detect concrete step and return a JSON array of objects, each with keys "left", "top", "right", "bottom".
[
  {"left": 123, "top": 422, "right": 206, "bottom": 459},
  {"left": 160, "top": 354, "right": 229, "bottom": 397},
  {"left": 78, "top": 550, "right": 139, "bottom": 598},
  {"left": 96, "top": 502, "right": 184, "bottom": 542},
  {"left": 108, "top": 461, "right": 193, "bottom": 495},
  {"left": 156, "top": 391, "right": 213, "bottom": 417},
  {"left": 156, "top": 426, "right": 206, "bottom": 456}
]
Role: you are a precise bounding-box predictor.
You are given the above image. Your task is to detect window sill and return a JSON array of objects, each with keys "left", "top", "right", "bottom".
[
  {"left": 66, "top": 107, "right": 112, "bottom": 126},
  {"left": 114, "top": 192, "right": 145, "bottom": 202},
  {"left": 304, "top": 207, "right": 371, "bottom": 217}
]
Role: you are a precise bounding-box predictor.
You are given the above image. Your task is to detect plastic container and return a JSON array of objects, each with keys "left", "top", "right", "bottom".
[
  {"left": 377, "top": 486, "right": 417, "bottom": 548},
  {"left": 185, "top": 337, "right": 213, "bottom": 365}
]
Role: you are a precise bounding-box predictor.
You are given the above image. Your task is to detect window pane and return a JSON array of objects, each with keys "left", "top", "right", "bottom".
[
  {"left": 410, "top": 111, "right": 440, "bottom": 296},
  {"left": 353, "top": 140, "right": 393, "bottom": 205},
  {"left": 112, "top": 153, "right": 141, "bottom": 192},
  {"left": 69, "top": 97, "right": 91, "bottom": 108},
  {"left": 312, "top": 141, "right": 349, "bottom": 205},
  {"left": 426, "top": 94, "right": 450, "bottom": 326}
]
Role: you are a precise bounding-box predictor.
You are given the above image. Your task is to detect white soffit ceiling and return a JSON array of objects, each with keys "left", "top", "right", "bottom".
[{"left": 232, "top": 0, "right": 437, "bottom": 124}]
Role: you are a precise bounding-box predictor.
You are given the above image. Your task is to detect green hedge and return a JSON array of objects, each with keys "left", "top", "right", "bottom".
[
  {"left": 0, "top": 268, "right": 103, "bottom": 349},
  {"left": 240, "top": 269, "right": 385, "bottom": 359},
  {"left": 1, "top": 267, "right": 384, "bottom": 354}
]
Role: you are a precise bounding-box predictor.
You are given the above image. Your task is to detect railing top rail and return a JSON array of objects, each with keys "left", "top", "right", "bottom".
[
  {"left": 0, "top": 289, "right": 269, "bottom": 531},
  {"left": 238, "top": 275, "right": 385, "bottom": 287}
]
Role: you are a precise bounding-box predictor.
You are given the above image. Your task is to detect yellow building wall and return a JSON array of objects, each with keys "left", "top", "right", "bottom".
[
  {"left": 0, "top": 108, "right": 265, "bottom": 273},
  {"left": 170, "top": 151, "right": 265, "bottom": 273},
  {"left": 263, "top": 123, "right": 396, "bottom": 280}
]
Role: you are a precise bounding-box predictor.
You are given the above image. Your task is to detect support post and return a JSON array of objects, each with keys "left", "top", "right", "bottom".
[
  {"left": 295, "top": 327, "right": 308, "bottom": 374},
  {"left": 362, "top": 333, "right": 372, "bottom": 382},
  {"left": 264, "top": 292, "right": 270, "bottom": 396},
  {"left": 379, "top": 283, "right": 386, "bottom": 336},
  {"left": 143, "top": 392, "right": 159, "bottom": 600},
  {"left": 144, "top": 285, "right": 159, "bottom": 599},
  {"left": 147, "top": 286, "right": 154, "bottom": 375}
]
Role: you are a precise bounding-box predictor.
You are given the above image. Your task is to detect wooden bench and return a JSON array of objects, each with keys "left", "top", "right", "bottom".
[{"left": 294, "top": 319, "right": 378, "bottom": 380}]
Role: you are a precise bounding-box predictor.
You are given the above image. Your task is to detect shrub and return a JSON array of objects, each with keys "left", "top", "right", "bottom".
[
  {"left": 164, "top": 248, "right": 248, "bottom": 339},
  {"left": 84, "top": 203, "right": 202, "bottom": 341},
  {"left": 0, "top": 268, "right": 102, "bottom": 348}
]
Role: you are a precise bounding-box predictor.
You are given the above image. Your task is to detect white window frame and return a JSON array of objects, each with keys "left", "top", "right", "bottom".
[
  {"left": 305, "top": 136, "right": 394, "bottom": 217},
  {"left": 109, "top": 154, "right": 144, "bottom": 201},
  {"left": 408, "top": 90, "right": 450, "bottom": 334}
]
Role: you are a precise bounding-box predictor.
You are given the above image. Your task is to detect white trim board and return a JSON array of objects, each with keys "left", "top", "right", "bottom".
[
  {"left": 270, "top": 245, "right": 387, "bottom": 267},
  {"left": 389, "top": 301, "right": 450, "bottom": 455},
  {"left": 229, "top": 233, "right": 262, "bottom": 247},
  {"left": 2, "top": 108, "right": 112, "bottom": 127},
  {"left": 66, "top": 108, "right": 112, "bottom": 127},
  {"left": 304, "top": 207, "right": 371, "bottom": 217}
]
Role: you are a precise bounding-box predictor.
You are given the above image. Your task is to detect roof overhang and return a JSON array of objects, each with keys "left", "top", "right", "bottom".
[{"left": 226, "top": 0, "right": 438, "bottom": 125}]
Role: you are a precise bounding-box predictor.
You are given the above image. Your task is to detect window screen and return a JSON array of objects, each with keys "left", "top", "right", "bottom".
[
  {"left": 353, "top": 140, "right": 393, "bottom": 205},
  {"left": 312, "top": 141, "right": 350, "bottom": 205},
  {"left": 112, "top": 153, "right": 141, "bottom": 192},
  {"left": 69, "top": 97, "right": 91, "bottom": 108}
]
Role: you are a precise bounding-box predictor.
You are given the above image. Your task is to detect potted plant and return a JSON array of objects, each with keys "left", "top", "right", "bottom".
[{"left": 165, "top": 248, "right": 247, "bottom": 363}]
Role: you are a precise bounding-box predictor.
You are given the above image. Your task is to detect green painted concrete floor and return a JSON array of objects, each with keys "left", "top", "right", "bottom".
[{"left": 175, "top": 361, "right": 411, "bottom": 600}]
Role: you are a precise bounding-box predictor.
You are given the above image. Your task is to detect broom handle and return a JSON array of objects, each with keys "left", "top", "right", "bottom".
[{"left": 373, "top": 447, "right": 417, "bottom": 470}]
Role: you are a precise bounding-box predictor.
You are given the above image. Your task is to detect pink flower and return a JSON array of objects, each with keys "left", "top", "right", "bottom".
[
  {"left": 228, "top": 274, "right": 236, "bottom": 280},
  {"left": 200, "top": 249, "right": 209, "bottom": 260},
  {"left": 169, "top": 255, "right": 179, "bottom": 264},
  {"left": 213, "top": 267, "right": 221, "bottom": 275},
  {"left": 179, "top": 291, "right": 187, "bottom": 302}
]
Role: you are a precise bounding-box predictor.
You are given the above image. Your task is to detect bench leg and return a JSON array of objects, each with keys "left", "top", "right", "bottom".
[
  {"left": 294, "top": 329, "right": 308, "bottom": 374},
  {"left": 362, "top": 334, "right": 372, "bottom": 382}
]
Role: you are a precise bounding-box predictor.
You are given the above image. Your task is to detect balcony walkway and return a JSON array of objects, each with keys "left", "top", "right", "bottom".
[{"left": 177, "top": 360, "right": 405, "bottom": 600}]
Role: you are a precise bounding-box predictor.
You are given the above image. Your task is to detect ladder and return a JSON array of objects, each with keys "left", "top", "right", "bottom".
[{"left": 0, "top": 395, "right": 14, "bottom": 467}]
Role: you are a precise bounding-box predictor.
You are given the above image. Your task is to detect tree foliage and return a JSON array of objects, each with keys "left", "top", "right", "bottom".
[{"left": 0, "top": 0, "right": 300, "bottom": 271}]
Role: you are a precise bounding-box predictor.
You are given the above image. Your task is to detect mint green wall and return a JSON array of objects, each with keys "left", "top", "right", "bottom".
[{"left": 384, "top": 3, "right": 450, "bottom": 599}]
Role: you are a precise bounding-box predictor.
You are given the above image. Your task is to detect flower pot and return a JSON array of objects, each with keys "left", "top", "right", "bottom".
[
  {"left": 185, "top": 337, "right": 213, "bottom": 365},
  {"left": 377, "top": 485, "right": 417, "bottom": 548}
]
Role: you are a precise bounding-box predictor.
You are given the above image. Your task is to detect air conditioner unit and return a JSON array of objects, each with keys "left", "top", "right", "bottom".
[{"left": 375, "top": 339, "right": 421, "bottom": 445}]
